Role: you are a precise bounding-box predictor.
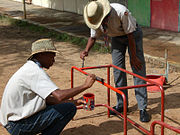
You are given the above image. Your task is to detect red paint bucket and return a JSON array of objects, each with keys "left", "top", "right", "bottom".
[
  {"left": 146, "top": 75, "right": 166, "bottom": 92},
  {"left": 83, "top": 93, "right": 95, "bottom": 111}
]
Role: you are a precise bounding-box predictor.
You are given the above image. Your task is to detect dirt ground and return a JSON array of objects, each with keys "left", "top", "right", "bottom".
[{"left": 0, "top": 21, "right": 180, "bottom": 135}]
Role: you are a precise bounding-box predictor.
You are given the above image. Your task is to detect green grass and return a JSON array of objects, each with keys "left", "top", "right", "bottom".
[
  {"left": 0, "top": 15, "right": 13, "bottom": 25},
  {"left": 0, "top": 15, "right": 110, "bottom": 53}
]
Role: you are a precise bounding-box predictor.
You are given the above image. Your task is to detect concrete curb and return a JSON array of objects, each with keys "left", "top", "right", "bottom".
[
  {"left": 144, "top": 54, "right": 180, "bottom": 72},
  {"left": 1, "top": 13, "right": 180, "bottom": 72}
]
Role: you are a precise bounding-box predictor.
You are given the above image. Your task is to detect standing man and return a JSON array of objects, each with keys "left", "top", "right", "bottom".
[
  {"left": 80, "top": 0, "right": 150, "bottom": 122},
  {"left": 0, "top": 38, "right": 96, "bottom": 135}
]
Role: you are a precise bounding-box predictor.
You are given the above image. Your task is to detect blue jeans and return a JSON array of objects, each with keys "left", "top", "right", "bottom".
[
  {"left": 111, "top": 25, "right": 147, "bottom": 110},
  {"left": 5, "top": 103, "right": 77, "bottom": 135}
]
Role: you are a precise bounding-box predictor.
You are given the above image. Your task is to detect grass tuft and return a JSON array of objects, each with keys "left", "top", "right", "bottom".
[{"left": 0, "top": 14, "right": 110, "bottom": 53}]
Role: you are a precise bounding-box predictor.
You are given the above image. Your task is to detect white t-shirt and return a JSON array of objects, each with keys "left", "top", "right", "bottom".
[
  {"left": 0, "top": 60, "right": 59, "bottom": 126},
  {"left": 91, "top": 3, "right": 137, "bottom": 38}
]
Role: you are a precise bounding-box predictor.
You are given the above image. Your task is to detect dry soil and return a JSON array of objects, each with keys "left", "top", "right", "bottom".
[{"left": 0, "top": 20, "right": 180, "bottom": 135}]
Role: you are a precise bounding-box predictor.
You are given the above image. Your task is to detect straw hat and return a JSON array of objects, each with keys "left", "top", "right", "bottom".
[
  {"left": 28, "top": 38, "right": 59, "bottom": 60},
  {"left": 84, "top": 0, "right": 111, "bottom": 30}
]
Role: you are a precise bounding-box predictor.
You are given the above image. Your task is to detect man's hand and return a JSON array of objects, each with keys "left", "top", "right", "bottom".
[
  {"left": 84, "top": 74, "right": 96, "bottom": 89},
  {"left": 75, "top": 97, "right": 86, "bottom": 106},
  {"left": 80, "top": 50, "right": 88, "bottom": 60},
  {"left": 80, "top": 37, "right": 96, "bottom": 60}
]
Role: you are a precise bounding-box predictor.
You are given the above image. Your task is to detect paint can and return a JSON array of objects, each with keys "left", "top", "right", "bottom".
[{"left": 83, "top": 93, "right": 95, "bottom": 111}]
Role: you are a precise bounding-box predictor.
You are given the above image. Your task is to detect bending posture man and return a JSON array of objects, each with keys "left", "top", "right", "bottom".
[
  {"left": 0, "top": 38, "right": 96, "bottom": 135},
  {"left": 80, "top": 0, "right": 150, "bottom": 122}
]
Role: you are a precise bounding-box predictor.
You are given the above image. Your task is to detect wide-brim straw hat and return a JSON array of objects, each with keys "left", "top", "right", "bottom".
[
  {"left": 28, "top": 38, "right": 59, "bottom": 60},
  {"left": 84, "top": 0, "right": 111, "bottom": 30}
]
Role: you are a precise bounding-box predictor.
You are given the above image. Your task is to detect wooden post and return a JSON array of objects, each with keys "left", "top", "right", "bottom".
[
  {"left": 23, "top": 0, "right": 26, "bottom": 19},
  {"left": 165, "top": 49, "right": 169, "bottom": 82}
]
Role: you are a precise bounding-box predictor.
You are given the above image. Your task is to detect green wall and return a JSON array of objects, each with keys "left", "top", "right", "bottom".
[
  {"left": 109, "top": 0, "right": 128, "bottom": 7},
  {"left": 128, "top": 0, "right": 151, "bottom": 27},
  {"left": 179, "top": 0, "right": 180, "bottom": 31}
]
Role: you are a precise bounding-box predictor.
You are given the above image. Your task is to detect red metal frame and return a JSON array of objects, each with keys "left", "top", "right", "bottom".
[
  {"left": 71, "top": 64, "right": 167, "bottom": 135},
  {"left": 150, "top": 121, "right": 180, "bottom": 135}
]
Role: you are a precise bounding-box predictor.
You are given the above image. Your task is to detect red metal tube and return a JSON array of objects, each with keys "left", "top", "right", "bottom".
[
  {"left": 150, "top": 121, "right": 180, "bottom": 135},
  {"left": 77, "top": 104, "right": 151, "bottom": 135},
  {"left": 110, "top": 64, "right": 165, "bottom": 135},
  {"left": 71, "top": 67, "right": 74, "bottom": 89},
  {"left": 107, "top": 66, "right": 110, "bottom": 118},
  {"left": 160, "top": 87, "right": 165, "bottom": 135},
  {"left": 111, "top": 64, "right": 162, "bottom": 85},
  {"left": 71, "top": 66, "right": 128, "bottom": 135},
  {"left": 80, "top": 65, "right": 111, "bottom": 70},
  {"left": 71, "top": 65, "right": 166, "bottom": 135},
  {"left": 116, "top": 83, "right": 155, "bottom": 90}
]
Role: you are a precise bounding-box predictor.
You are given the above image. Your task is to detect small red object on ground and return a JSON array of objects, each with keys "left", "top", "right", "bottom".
[{"left": 146, "top": 75, "right": 166, "bottom": 92}]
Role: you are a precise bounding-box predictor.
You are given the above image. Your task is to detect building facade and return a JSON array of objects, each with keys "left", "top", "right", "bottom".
[{"left": 14, "top": 0, "right": 180, "bottom": 32}]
